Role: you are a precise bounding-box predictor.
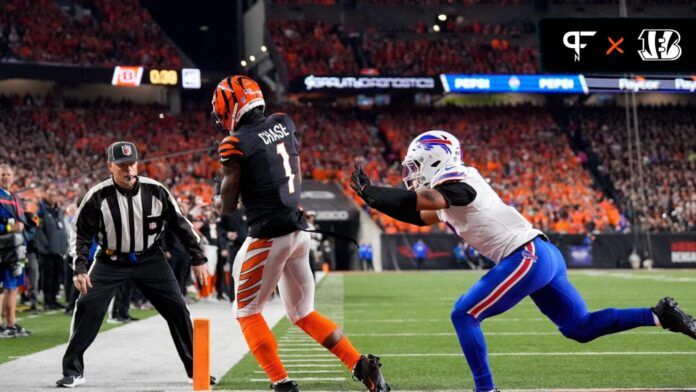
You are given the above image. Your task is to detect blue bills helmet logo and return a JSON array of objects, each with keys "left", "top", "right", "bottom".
[{"left": 417, "top": 134, "right": 453, "bottom": 154}]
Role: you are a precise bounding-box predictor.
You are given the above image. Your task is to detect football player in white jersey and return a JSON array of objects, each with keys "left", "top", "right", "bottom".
[{"left": 351, "top": 130, "right": 696, "bottom": 392}]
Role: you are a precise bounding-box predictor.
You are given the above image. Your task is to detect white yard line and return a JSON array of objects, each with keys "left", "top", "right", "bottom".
[
  {"left": 280, "top": 359, "right": 339, "bottom": 363},
  {"left": 250, "top": 377, "right": 347, "bottom": 382},
  {"left": 575, "top": 270, "right": 696, "bottom": 283},
  {"left": 328, "top": 388, "right": 696, "bottom": 392},
  {"left": 15, "top": 309, "right": 60, "bottom": 322},
  {"left": 279, "top": 339, "right": 314, "bottom": 343},
  {"left": 278, "top": 351, "right": 696, "bottom": 358},
  {"left": 346, "top": 318, "right": 550, "bottom": 322},
  {"left": 253, "top": 370, "right": 343, "bottom": 374},
  {"left": 379, "top": 389, "right": 696, "bottom": 392},
  {"left": 283, "top": 364, "right": 343, "bottom": 368},
  {"left": 217, "top": 389, "right": 696, "bottom": 392},
  {"left": 348, "top": 331, "right": 666, "bottom": 337}
]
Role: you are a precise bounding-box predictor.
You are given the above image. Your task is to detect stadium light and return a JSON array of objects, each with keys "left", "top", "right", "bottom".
[
  {"left": 241, "top": 60, "right": 247, "bottom": 67},
  {"left": 438, "top": 14, "right": 447, "bottom": 21},
  {"left": 433, "top": 25, "right": 441, "bottom": 32},
  {"left": 249, "top": 55, "right": 256, "bottom": 62},
  {"left": 261, "top": 45, "right": 267, "bottom": 53},
  {"left": 199, "top": 25, "right": 209, "bottom": 32}
]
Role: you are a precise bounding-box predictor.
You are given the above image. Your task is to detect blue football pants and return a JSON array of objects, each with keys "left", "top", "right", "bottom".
[{"left": 450, "top": 237, "right": 655, "bottom": 391}]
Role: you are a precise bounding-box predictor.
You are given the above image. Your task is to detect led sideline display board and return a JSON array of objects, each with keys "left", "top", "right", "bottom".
[
  {"left": 1, "top": 62, "right": 695, "bottom": 94},
  {"left": 294, "top": 74, "right": 696, "bottom": 94},
  {"left": 440, "top": 74, "right": 588, "bottom": 93},
  {"left": 111, "top": 66, "right": 201, "bottom": 89}
]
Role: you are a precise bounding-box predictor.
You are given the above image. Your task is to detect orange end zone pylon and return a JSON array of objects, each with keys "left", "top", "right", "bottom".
[{"left": 193, "top": 318, "right": 210, "bottom": 391}]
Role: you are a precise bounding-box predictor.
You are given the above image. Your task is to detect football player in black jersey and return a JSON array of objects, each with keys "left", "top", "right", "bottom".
[{"left": 212, "top": 75, "right": 389, "bottom": 392}]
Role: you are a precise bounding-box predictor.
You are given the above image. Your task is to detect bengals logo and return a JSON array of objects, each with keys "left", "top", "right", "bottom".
[{"left": 638, "top": 29, "right": 682, "bottom": 61}]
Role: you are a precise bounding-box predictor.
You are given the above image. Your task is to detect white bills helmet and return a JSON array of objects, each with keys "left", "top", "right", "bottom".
[{"left": 402, "top": 130, "right": 461, "bottom": 190}]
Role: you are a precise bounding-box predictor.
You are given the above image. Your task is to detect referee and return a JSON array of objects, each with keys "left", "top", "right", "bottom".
[{"left": 56, "top": 141, "right": 213, "bottom": 388}]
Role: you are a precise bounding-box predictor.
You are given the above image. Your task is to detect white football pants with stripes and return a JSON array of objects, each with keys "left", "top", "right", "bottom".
[{"left": 232, "top": 230, "right": 315, "bottom": 323}]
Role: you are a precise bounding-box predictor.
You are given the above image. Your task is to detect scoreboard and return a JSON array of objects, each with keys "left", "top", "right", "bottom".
[{"left": 111, "top": 66, "right": 201, "bottom": 89}]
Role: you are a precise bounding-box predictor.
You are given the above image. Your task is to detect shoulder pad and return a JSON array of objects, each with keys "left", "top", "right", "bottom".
[
  {"left": 430, "top": 165, "right": 468, "bottom": 188},
  {"left": 271, "top": 112, "right": 294, "bottom": 128},
  {"left": 218, "top": 135, "right": 245, "bottom": 162}
]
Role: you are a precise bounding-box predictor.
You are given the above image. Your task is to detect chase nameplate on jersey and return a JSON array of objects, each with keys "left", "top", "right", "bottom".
[{"left": 258, "top": 123, "right": 290, "bottom": 145}]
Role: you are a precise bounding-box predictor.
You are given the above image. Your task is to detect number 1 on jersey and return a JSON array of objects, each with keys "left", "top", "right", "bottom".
[{"left": 276, "top": 142, "right": 295, "bottom": 194}]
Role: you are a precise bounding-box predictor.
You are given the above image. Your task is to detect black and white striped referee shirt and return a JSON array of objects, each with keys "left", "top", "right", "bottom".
[{"left": 69, "top": 176, "right": 206, "bottom": 274}]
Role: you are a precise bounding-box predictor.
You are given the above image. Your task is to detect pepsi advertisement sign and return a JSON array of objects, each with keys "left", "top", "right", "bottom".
[{"left": 440, "top": 74, "right": 587, "bottom": 93}]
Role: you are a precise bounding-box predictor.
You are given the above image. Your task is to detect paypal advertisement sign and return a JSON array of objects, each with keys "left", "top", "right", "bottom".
[{"left": 440, "top": 74, "right": 588, "bottom": 94}]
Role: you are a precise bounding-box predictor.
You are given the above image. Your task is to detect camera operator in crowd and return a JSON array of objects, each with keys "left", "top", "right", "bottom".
[{"left": 0, "top": 163, "right": 31, "bottom": 337}]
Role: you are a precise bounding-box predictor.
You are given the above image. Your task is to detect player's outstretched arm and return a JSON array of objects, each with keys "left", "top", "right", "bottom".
[
  {"left": 415, "top": 189, "right": 449, "bottom": 211},
  {"left": 419, "top": 210, "right": 442, "bottom": 225},
  {"left": 350, "top": 164, "right": 444, "bottom": 226}
]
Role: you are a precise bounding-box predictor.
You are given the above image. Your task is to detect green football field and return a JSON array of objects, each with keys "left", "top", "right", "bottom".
[{"left": 218, "top": 270, "right": 696, "bottom": 391}]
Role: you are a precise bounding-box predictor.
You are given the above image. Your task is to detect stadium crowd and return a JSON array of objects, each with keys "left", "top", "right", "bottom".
[
  {"left": 0, "top": 0, "right": 181, "bottom": 67},
  {"left": 576, "top": 105, "right": 695, "bottom": 232},
  {"left": 361, "top": 34, "right": 538, "bottom": 75},
  {"left": 1, "top": 97, "right": 687, "bottom": 243},
  {"left": 268, "top": 19, "right": 358, "bottom": 79},
  {"left": 268, "top": 17, "right": 538, "bottom": 77},
  {"left": 410, "top": 19, "right": 535, "bottom": 36},
  {"left": 0, "top": 95, "right": 217, "bottom": 201}
]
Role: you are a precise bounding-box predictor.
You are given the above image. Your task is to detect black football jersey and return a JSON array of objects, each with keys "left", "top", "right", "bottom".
[{"left": 218, "top": 113, "right": 306, "bottom": 238}]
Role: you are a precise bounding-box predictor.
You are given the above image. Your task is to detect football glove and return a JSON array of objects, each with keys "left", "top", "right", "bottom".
[{"left": 351, "top": 164, "right": 373, "bottom": 202}]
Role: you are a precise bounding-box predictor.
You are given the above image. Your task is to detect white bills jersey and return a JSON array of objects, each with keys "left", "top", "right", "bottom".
[{"left": 432, "top": 164, "right": 544, "bottom": 263}]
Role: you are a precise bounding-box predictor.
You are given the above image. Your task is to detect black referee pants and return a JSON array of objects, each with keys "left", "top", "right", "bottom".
[{"left": 62, "top": 251, "right": 194, "bottom": 377}]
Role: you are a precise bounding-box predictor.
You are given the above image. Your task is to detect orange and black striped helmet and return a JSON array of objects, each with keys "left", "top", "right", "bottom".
[{"left": 211, "top": 75, "right": 265, "bottom": 134}]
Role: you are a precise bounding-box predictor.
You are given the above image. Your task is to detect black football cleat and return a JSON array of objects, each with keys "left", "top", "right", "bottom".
[
  {"left": 271, "top": 380, "right": 299, "bottom": 392},
  {"left": 353, "top": 354, "right": 390, "bottom": 392},
  {"left": 652, "top": 297, "right": 696, "bottom": 339}
]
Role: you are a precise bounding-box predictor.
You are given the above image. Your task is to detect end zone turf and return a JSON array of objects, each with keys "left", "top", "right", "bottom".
[{"left": 218, "top": 270, "right": 696, "bottom": 391}]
